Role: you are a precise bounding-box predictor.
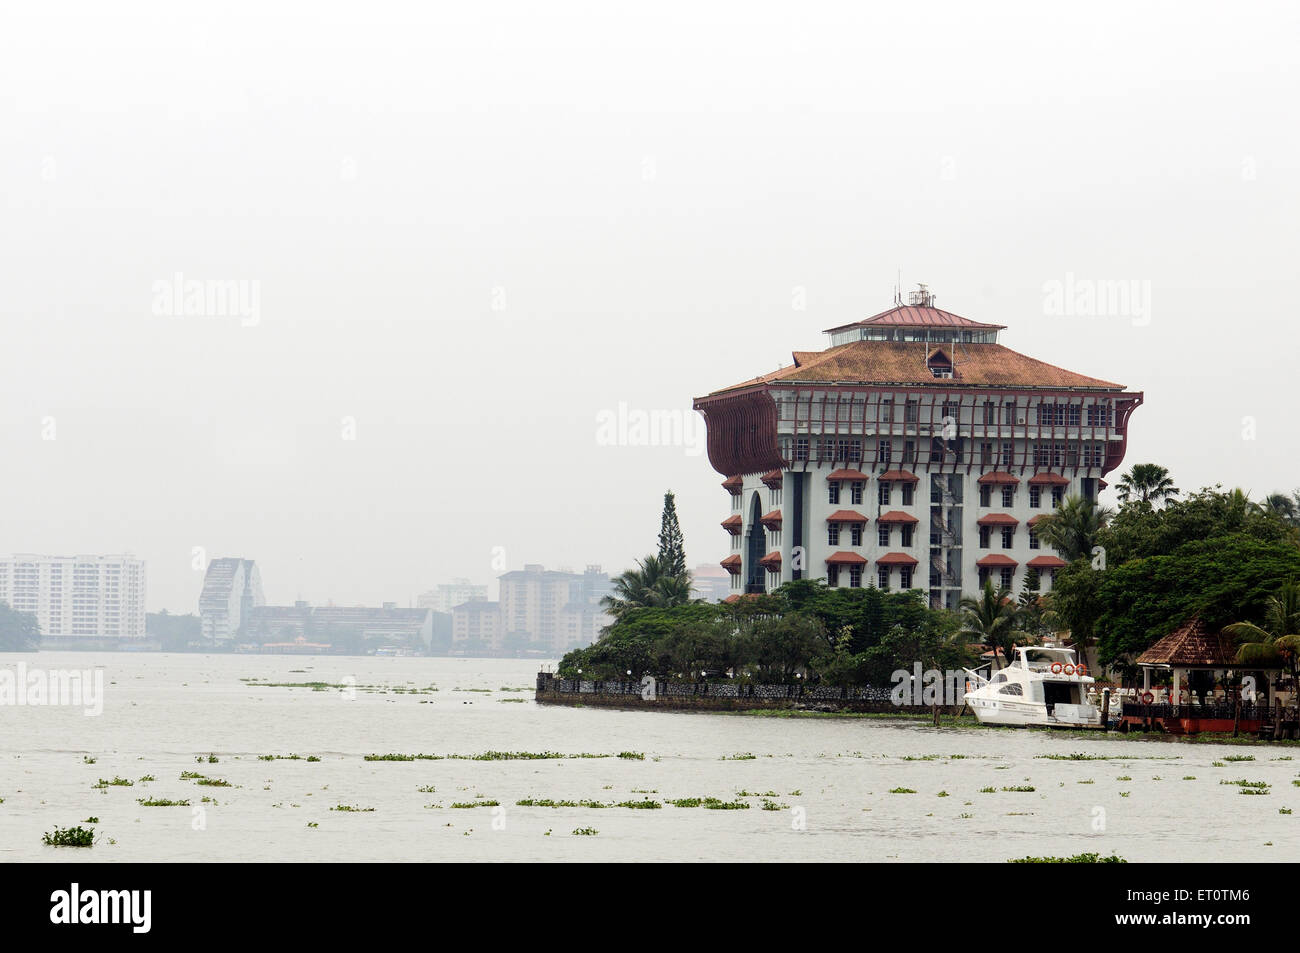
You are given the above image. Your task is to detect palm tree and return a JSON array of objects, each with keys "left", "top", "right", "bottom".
[
  {"left": 1115, "top": 463, "right": 1179, "bottom": 506},
  {"left": 1033, "top": 494, "right": 1114, "bottom": 563},
  {"left": 1264, "top": 492, "right": 1300, "bottom": 528},
  {"left": 600, "top": 554, "right": 695, "bottom": 622},
  {"left": 1224, "top": 580, "right": 1300, "bottom": 711},
  {"left": 959, "top": 580, "right": 1018, "bottom": 671}
]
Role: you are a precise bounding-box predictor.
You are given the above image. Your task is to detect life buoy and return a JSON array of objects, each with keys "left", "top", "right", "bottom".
[
  {"left": 1076, "top": 664, "right": 1088, "bottom": 676},
  {"left": 1050, "top": 662, "right": 1063, "bottom": 674},
  {"left": 1141, "top": 691, "right": 1154, "bottom": 704},
  {"left": 1063, "top": 663, "right": 1076, "bottom": 676}
]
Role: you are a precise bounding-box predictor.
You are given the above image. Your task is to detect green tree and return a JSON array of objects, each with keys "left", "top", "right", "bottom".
[
  {"left": 0, "top": 603, "right": 39, "bottom": 651},
  {"left": 600, "top": 554, "right": 695, "bottom": 622},
  {"left": 959, "top": 580, "right": 1018, "bottom": 670},
  {"left": 1115, "top": 463, "right": 1179, "bottom": 506},
  {"left": 1224, "top": 580, "right": 1300, "bottom": 711},
  {"left": 1034, "top": 495, "right": 1113, "bottom": 563},
  {"left": 657, "top": 490, "right": 687, "bottom": 577}
]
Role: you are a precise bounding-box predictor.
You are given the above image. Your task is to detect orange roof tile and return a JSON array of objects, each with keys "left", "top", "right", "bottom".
[
  {"left": 720, "top": 515, "right": 743, "bottom": 534},
  {"left": 1028, "top": 472, "right": 1070, "bottom": 485},
  {"left": 825, "top": 510, "right": 869, "bottom": 523},
  {"left": 825, "top": 551, "right": 869, "bottom": 565},
  {"left": 876, "top": 510, "right": 919, "bottom": 524},
  {"left": 826, "top": 468, "right": 869, "bottom": 481},
  {"left": 976, "top": 554, "right": 1019, "bottom": 568},
  {"left": 878, "top": 469, "right": 920, "bottom": 483},
  {"left": 978, "top": 471, "right": 1021, "bottom": 485},
  {"left": 1136, "top": 617, "right": 1255, "bottom": 668},
  {"left": 1027, "top": 555, "right": 1067, "bottom": 569},
  {"left": 758, "top": 551, "right": 782, "bottom": 568},
  {"left": 719, "top": 555, "right": 742, "bottom": 573},
  {"left": 977, "top": 513, "right": 1019, "bottom": 526},
  {"left": 760, "top": 470, "right": 783, "bottom": 488},
  {"left": 721, "top": 476, "right": 743, "bottom": 493},
  {"left": 759, "top": 510, "right": 783, "bottom": 528},
  {"left": 823, "top": 304, "right": 1006, "bottom": 334},
  {"left": 876, "top": 552, "right": 919, "bottom": 566}
]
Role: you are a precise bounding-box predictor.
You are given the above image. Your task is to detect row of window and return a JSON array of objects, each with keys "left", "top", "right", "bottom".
[
  {"left": 787, "top": 436, "right": 1108, "bottom": 467},
  {"left": 828, "top": 523, "right": 917, "bottom": 548},
  {"left": 825, "top": 564, "right": 916, "bottom": 591},
  {"left": 778, "top": 397, "right": 1116, "bottom": 428},
  {"left": 977, "top": 483, "right": 1065, "bottom": 508},
  {"left": 829, "top": 480, "right": 916, "bottom": 507}
]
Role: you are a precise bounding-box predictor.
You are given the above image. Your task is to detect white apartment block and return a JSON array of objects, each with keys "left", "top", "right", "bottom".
[
  {"left": 0, "top": 554, "right": 146, "bottom": 640},
  {"left": 418, "top": 579, "right": 489, "bottom": 615},
  {"left": 695, "top": 289, "right": 1143, "bottom": 610}
]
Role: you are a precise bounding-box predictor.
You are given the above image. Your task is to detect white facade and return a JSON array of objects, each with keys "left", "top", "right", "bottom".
[
  {"left": 419, "top": 579, "right": 489, "bottom": 614},
  {"left": 0, "top": 554, "right": 146, "bottom": 640}
]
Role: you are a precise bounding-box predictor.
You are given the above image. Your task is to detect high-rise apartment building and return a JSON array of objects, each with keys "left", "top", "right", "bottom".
[{"left": 0, "top": 554, "right": 146, "bottom": 641}]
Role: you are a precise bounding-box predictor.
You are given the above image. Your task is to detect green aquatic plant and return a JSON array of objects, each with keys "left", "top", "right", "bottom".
[
  {"left": 137, "top": 797, "right": 190, "bottom": 806},
  {"left": 572, "top": 827, "right": 598, "bottom": 836},
  {"left": 1008, "top": 853, "right": 1126, "bottom": 863},
  {"left": 43, "top": 826, "right": 95, "bottom": 847},
  {"left": 329, "top": 804, "right": 375, "bottom": 812}
]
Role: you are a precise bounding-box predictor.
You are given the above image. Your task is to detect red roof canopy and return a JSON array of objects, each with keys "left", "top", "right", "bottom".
[
  {"left": 1027, "top": 555, "right": 1067, "bottom": 569},
  {"left": 1028, "top": 472, "right": 1070, "bottom": 486},
  {"left": 822, "top": 304, "right": 1006, "bottom": 334},
  {"left": 826, "top": 468, "right": 869, "bottom": 482},
  {"left": 720, "top": 514, "right": 743, "bottom": 535},
  {"left": 759, "top": 510, "right": 783, "bottom": 528},
  {"left": 758, "top": 551, "right": 782, "bottom": 569},
  {"left": 719, "top": 555, "right": 742, "bottom": 573},
  {"left": 877, "top": 469, "right": 919, "bottom": 483},
  {"left": 760, "top": 470, "right": 783, "bottom": 488},
  {"left": 976, "top": 554, "right": 1019, "bottom": 568},
  {"left": 825, "top": 551, "right": 869, "bottom": 566},
  {"left": 978, "top": 472, "right": 1020, "bottom": 485},
  {"left": 876, "top": 510, "right": 919, "bottom": 524},
  {"left": 977, "top": 513, "right": 1019, "bottom": 527},
  {"left": 825, "top": 509, "right": 869, "bottom": 524},
  {"left": 1026, "top": 515, "right": 1047, "bottom": 527},
  {"left": 721, "top": 475, "right": 743, "bottom": 494},
  {"left": 876, "top": 552, "right": 919, "bottom": 566}
]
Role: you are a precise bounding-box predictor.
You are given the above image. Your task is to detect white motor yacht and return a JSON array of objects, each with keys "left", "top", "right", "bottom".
[{"left": 964, "top": 646, "right": 1102, "bottom": 728}]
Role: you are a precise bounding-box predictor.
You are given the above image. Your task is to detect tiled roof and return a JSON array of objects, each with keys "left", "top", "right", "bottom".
[
  {"left": 721, "top": 476, "right": 743, "bottom": 493},
  {"left": 759, "top": 510, "right": 783, "bottom": 528},
  {"left": 1136, "top": 617, "right": 1250, "bottom": 668},
  {"left": 758, "top": 551, "right": 782, "bottom": 569},
  {"left": 826, "top": 468, "right": 870, "bottom": 481},
  {"left": 1026, "top": 515, "right": 1047, "bottom": 527},
  {"left": 876, "top": 552, "right": 919, "bottom": 566},
  {"left": 976, "top": 554, "right": 1019, "bottom": 568},
  {"left": 977, "top": 513, "right": 1019, "bottom": 526},
  {"left": 720, "top": 515, "right": 743, "bottom": 534},
  {"left": 822, "top": 305, "right": 1006, "bottom": 334},
  {"left": 760, "top": 470, "right": 783, "bottom": 488},
  {"left": 1028, "top": 472, "right": 1070, "bottom": 485},
  {"left": 878, "top": 469, "right": 920, "bottom": 483},
  {"left": 876, "top": 510, "right": 919, "bottom": 524},
  {"left": 719, "top": 555, "right": 742, "bottom": 572},
  {"left": 825, "top": 509, "right": 869, "bottom": 523},
  {"left": 708, "top": 340, "right": 1122, "bottom": 395},
  {"left": 1027, "top": 555, "right": 1067, "bottom": 569},
  {"left": 825, "top": 551, "right": 869, "bottom": 565},
  {"left": 978, "top": 471, "right": 1021, "bottom": 485}
]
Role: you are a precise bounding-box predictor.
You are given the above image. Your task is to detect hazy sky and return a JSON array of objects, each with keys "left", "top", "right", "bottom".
[{"left": 2, "top": 0, "right": 1297, "bottom": 612}]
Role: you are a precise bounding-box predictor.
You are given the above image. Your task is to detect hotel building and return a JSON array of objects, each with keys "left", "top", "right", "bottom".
[
  {"left": 693, "top": 288, "right": 1143, "bottom": 609},
  {"left": 198, "top": 557, "right": 265, "bottom": 641},
  {"left": 0, "top": 553, "right": 146, "bottom": 641}
]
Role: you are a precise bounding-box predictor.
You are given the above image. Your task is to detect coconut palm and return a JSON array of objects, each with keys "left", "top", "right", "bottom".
[
  {"left": 1224, "top": 580, "right": 1300, "bottom": 710},
  {"left": 1033, "top": 495, "right": 1114, "bottom": 563},
  {"left": 600, "top": 554, "right": 696, "bottom": 622},
  {"left": 959, "top": 580, "right": 1019, "bottom": 671},
  {"left": 1264, "top": 492, "right": 1300, "bottom": 529},
  {"left": 1115, "top": 463, "right": 1179, "bottom": 506}
]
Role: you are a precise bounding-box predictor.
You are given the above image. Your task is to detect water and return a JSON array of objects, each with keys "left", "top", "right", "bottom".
[{"left": 3, "top": 652, "right": 1296, "bottom": 862}]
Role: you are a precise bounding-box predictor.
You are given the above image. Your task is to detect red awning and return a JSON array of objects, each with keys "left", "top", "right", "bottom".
[
  {"left": 1026, "top": 515, "right": 1047, "bottom": 527},
  {"left": 977, "top": 471, "right": 1020, "bottom": 485},
  {"left": 976, "top": 554, "right": 1019, "bottom": 568},
  {"left": 1028, "top": 472, "right": 1070, "bottom": 486},
  {"left": 825, "top": 551, "right": 869, "bottom": 566},
  {"left": 876, "top": 552, "right": 919, "bottom": 566},
  {"left": 760, "top": 470, "right": 783, "bottom": 488},
  {"left": 826, "top": 468, "right": 869, "bottom": 482},
  {"left": 758, "top": 551, "right": 782, "bottom": 569},
  {"left": 976, "top": 513, "right": 1019, "bottom": 527},
  {"left": 719, "top": 555, "right": 742, "bottom": 574},
  {"left": 721, "top": 475, "right": 743, "bottom": 494},
  {"left": 876, "top": 510, "right": 919, "bottom": 524},
  {"left": 825, "top": 509, "right": 869, "bottom": 523},
  {"left": 877, "top": 469, "right": 920, "bottom": 483},
  {"left": 759, "top": 510, "right": 783, "bottom": 529},
  {"left": 1027, "top": 555, "right": 1067, "bottom": 569},
  {"left": 720, "top": 514, "right": 743, "bottom": 534}
]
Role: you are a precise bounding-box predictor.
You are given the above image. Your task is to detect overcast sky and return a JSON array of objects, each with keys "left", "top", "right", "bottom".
[{"left": 2, "top": 0, "right": 1296, "bottom": 612}]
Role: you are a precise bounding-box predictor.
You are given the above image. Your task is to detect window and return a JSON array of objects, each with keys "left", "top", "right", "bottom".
[
  {"left": 878, "top": 481, "right": 892, "bottom": 506},
  {"left": 981, "top": 442, "right": 993, "bottom": 465},
  {"left": 1064, "top": 444, "right": 1079, "bottom": 467},
  {"left": 851, "top": 481, "right": 864, "bottom": 505},
  {"left": 829, "top": 482, "right": 840, "bottom": 505},
  {"left": 900, "top": 525, "right": 914, "bottom": 547},
  {"left": 1029, "top": 485, "right": 1041, "bottom": 508},
  {"left": 880, "top": 398, "right": 893, "bottom": 424},
  {"left": 900, "top": 566, "right": 913, "bottom": 588},
  {"left": 1001, "top": 441, "right": 1014, "bottom": 467},
  {"left": 1086, "top": 403, "right": 1113, "bottom": 427},
  {"left": 1051, "top": 486, "right": 1064, "bottom": 508},
  {"left": 1029, "top": 530, "right": 1040, "bottom": 550},
  {"left": 942, "top": 399, "right": 960, "bottom": 421},
  {"left": 979, "top": 526, "right": 991, "bottom": 549},
  {"left": 1000, "top": 567, "right": 1014, "bottom": 589},
  {"left": 1084, "top": 442, "right": 1105, "bottom": 467},
  {"left": 1000, "top": 526, "right": 1013, "bottom": 548},
  {"left": 1033, "top": 444, "right": 1051, "bottom": 466},
  {"left": 828, "top": 524, "right": 840, "bottom": 546},
  {"left": 905, "top": 400, "right": 919, "bottom": 424},
  {"left": 982, "top": 401, "right": 996, "bottom": 425},
  {"left": 979, "top": 485, "right": 992, "bottom": 507},
  {"left": 878, "top": 524, "right": 890, "bottom": 546},
  {"left": 878, "top": 440, "right": 891, "bottom": 466},
  {"left": 849, "top": 566, "right": 863, "bottom": 588},
  {"left": 901, "top": 483, "right": 914, "bottom": 506},
  {"left": 1001, "top": 485, "right": 1014, "bottom": 508},
  {"left": 837, "top": 439, "right": 851, "bottom": 461},
  {"left": 902, "top": 440, "right": 916, "bottom": 464},
  {"left": 1004, "top": 400, "right": 1017, "bottom": 424},
  {"left": 850, "top": 524, "right": 863, "bottom": 546},
  {"left": 877, "top": 566, "right": 890, "bottom": 590},
  {"left": 998, "top": 683, "right": 1024, "bottom": 696},
  {"left": 849, "top": 439, "right": 862, "bottom": 462},
  {"left": 827, "top": 565, "right": 840, "bottom": 587},
  {"left": 1066, "top": 404, "right": 1081, "bottom": 427},
  {"left": 819, "top": 438, "right": 833, "bottom": 461}
]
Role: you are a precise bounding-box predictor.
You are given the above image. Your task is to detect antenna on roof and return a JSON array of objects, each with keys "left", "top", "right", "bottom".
[{"left": 894, "top": 269, "right": 902, "bottom": 306}]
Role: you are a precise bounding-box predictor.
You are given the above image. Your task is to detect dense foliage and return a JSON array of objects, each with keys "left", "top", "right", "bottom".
[{"left": 0, "top": 603, "right": 39, "bottom": 651}]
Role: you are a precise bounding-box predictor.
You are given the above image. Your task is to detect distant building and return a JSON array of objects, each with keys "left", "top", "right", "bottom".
[
  {"left": 450, "top": 600, "right": 502, "bottom": 649},
  {"left": 198, "top": 558, "right": 264, "bottom": 641},
  {"left": 690, "top": 563, "right": 732, "bottom": 604},
  {"left": 0, "top": 554, "right": 146, "bottom": 641},
  {"left": 246, "top": 601, "right": 434, "bottom": 652},
  {"left": 498, "top": 564, "right": 613, "bottom": 653},
  {"left": 418, "top": 578, "right": 488, "bottom": 614}
]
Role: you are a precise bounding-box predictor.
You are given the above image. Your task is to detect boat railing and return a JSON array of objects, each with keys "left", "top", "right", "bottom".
[{"left": 1119, "top": 701, "right": 1270, "bottom": 721}]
